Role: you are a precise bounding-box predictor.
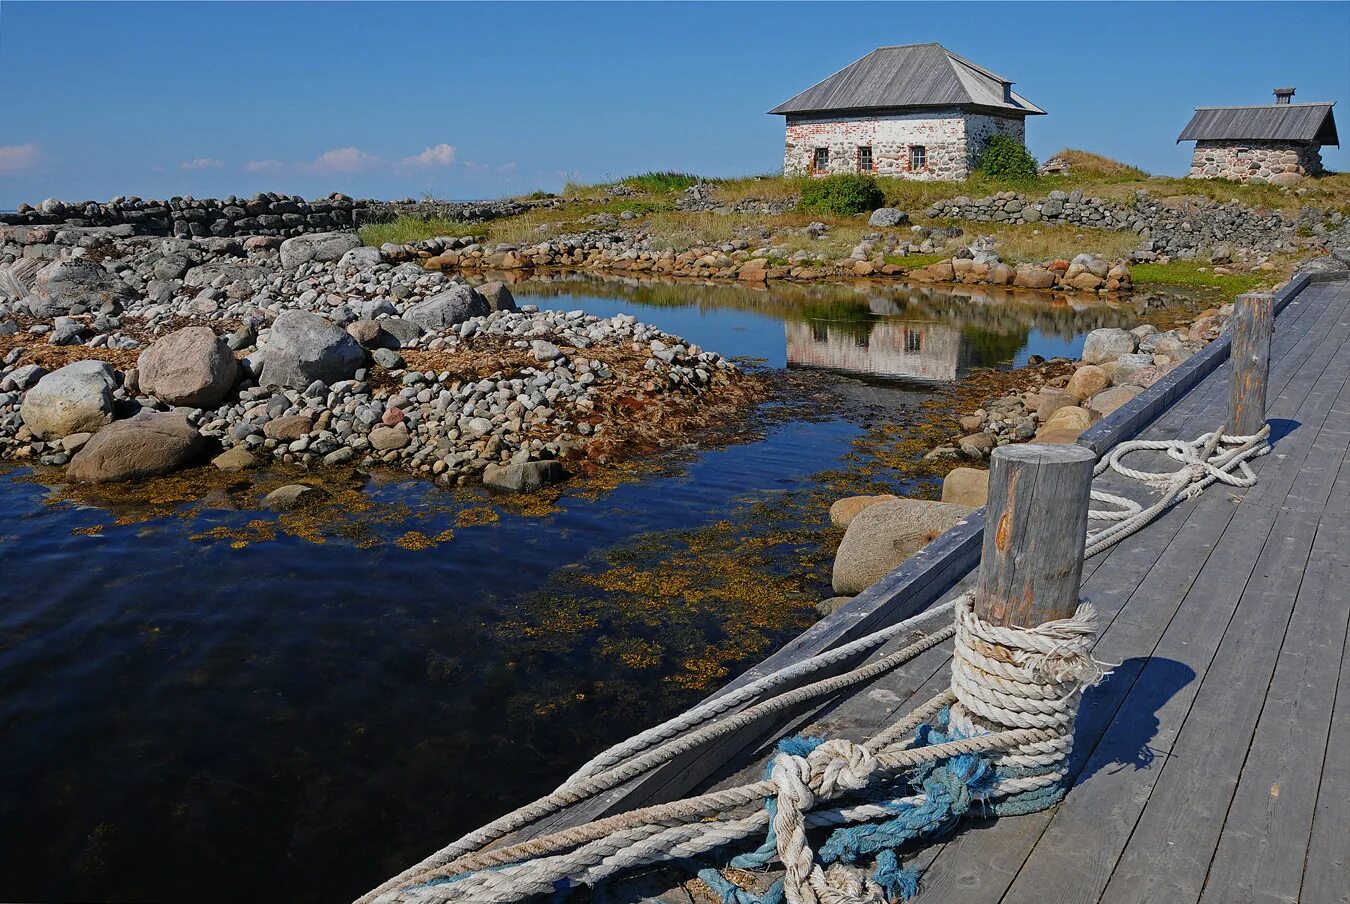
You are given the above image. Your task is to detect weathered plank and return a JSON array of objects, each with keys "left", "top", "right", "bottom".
[
  {"left": 917, "top": 279, "right": 1350, "bottom": 904},
  {"left": 1096, "top": 306, "right": 1350, "bottom": 904},
  {"left": 1197, "top": 437, "right": 1350, "bottom": 903}
]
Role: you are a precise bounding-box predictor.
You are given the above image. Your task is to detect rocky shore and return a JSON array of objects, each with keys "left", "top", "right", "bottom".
[{"left": 0, "top": 228, "right": 751, "bottom": 489}]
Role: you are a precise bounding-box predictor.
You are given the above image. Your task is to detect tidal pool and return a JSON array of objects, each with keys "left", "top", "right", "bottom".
[{"left": 0, "top": 276, "right": 1162, "bottom": 903}]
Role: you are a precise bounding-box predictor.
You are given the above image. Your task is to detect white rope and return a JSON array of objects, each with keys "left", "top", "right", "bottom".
[{"left": 359, "top": 421, "right": 1271, "bottom": 904}]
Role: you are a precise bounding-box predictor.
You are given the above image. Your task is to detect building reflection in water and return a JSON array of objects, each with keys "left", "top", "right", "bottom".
[{"left": 786, "top": 318, "right": 974, "bottom": 384}]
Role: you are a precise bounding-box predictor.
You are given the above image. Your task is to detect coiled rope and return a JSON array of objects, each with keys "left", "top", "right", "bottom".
[{"left": 358, "top": 424, "right": 1269, "bottom": 904}]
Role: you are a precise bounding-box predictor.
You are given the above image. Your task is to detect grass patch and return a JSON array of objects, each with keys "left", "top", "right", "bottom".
[
  {"left": 1055, "top": 149, "right": 1150, "bottom": 179},
  {"left": 884, "top": 253, "right": 950, "bottom": 268},
  {"left": 1129, "top": 260, "right": 1273, "bottom": 295},
  {"left": 621, "top": 171, "right": 704, "bottom": 193},
  {"left": 359, "top": 216, "right": 486, "bottom": 247}
]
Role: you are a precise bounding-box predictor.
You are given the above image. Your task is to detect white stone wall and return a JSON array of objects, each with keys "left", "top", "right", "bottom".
[
  {"left": 1187, "top": 140, "right": 1324, "bottom": 185},
  {"left": 783, "top": 110, "right": 1028, "bottom": 181},
  {"left": 963, "top": 114, "right": 1026, "bottom": 174}
]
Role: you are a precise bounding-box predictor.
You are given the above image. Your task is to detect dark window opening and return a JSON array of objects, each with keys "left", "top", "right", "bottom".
[
  {"left": 858, "top": 146, "right": 873, "bottom": 173},
  {"left": 813, "top": 147, "right": 830, "bottom": 171},
  {"left": 909, "top": 146, "right": 927, "bottom": 171}
]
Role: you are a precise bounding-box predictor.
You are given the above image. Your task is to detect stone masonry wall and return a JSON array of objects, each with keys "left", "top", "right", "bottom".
[
  {"left": 924, "top": 188, "right": 1335, "bottom": 257},
  {"left": 963, "top": 114, "right": 1025, "bottom": 173},
  {"left": 785, "top": 110, "right": 960, "bottom": 180},
  {"left": 0, "top": 195, "right": 536, "bottom": 237},
  {"left": 1187, "top": 140, "right": 1324, "bottom": 185}
]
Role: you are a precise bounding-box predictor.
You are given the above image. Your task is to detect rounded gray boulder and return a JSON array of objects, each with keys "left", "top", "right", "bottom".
[
  {"left": 256, "top": 310, "right": 367, "bottom": 390},
  {"left": 32, "top": 258, "right": 133, "bottom": 314},
  {"left": 138, "top": 326, "right": 238, "bottom": 408},
  {"left": 831, "top": 498, "right": 974, "bottom": 595},
  {"left": 279, "top": 232, "right": 363, "bottom": 269},
  {"left": 20, "top": 361, "right": 117, "bottom": 440},
  {"left": 404, "top": 285, "right": 489, "bottom": 332},
  {"left": 66, "top": 411, "right": 203, "bottom": 483}
]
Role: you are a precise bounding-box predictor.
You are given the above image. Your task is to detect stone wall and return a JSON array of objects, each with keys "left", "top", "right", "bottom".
[
  {"left": 924, "top": 189, "right": 1336, "bottom": 257},
  {"left": 0, "top": 195, "right": 538, "bottom": 238},
  {"left": 1187, "top": 140, "right": 1324, "bottom": 185},
  {"left": 784, "top": 110, "right": 1025, "bottom": 181}
]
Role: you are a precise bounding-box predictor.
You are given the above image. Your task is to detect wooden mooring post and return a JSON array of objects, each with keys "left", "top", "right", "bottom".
[
  {"left": 1229, "top": 292, "right": 1274, "bottom": 437},
  {"left": 974, "top": 443, "right": 1096, "bottom": 628}
]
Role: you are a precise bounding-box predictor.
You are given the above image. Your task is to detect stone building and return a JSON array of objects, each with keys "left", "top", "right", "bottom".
[
  {"left": 769, "top": 43, "right": 1044, "bottom": 181},
  {"left": 1178, "top": 88, "right": 1338, "bottom": 185}
]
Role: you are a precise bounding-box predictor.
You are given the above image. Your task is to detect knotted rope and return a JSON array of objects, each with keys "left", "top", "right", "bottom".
[{"left": 358, "top": 422, "right": 1270, "bottom": 904}]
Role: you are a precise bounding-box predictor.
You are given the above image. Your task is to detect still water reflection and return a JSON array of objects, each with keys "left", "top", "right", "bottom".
[{"left": 0, "top": 276, "right": 1162, "bottom": 903}]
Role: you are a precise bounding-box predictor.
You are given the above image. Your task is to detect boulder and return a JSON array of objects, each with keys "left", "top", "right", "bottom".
[
  {"left": 404, "top": 285, "right": 490, "bottom": 332},
  {"left": 338, "top": 245, "right": 383, "bottom": 269},
  {"left": 264, "top": 414, "right": 314, "bottom": 441},
  {"left": 212, "top": 446, "right": 260, "bottom": 472},
  {"left": 1012, "top": 267, "right": 1057, "bottom": 289},
  {"left": 1043, "top": 405, "right": 1093, "bottom": 433},
  {"left": 256, "top": 310, "right": 366, "bottom": 390},
  {"left": 941, "top": 468, "right": 989, "bottom": 507},
  {"left": 1066, "top": 364, "right": 1110, "bottom": 401},
  {"left": 20, "top": 361, "right": 116, "bottom": 439},
  {"left": 1080, "top": 328, "right": 1138, "bottom": 365},
  {"left": 368, "top": 425, "right": 411, "bottom": 451},
  {"left": 1104, "top": 353, "right": 1153, "bottom": 385},
  {"left": 264, "top": 484, "right": 325, "bottom": 510},
  {"left": 958, "top": 432, "right": 995, "bottom": 459},
  {"left": 137, "top": 326, "right": 238, "bottom": 408},
  {"left": 1089, "top": 385, "right": 1141, "bottom": 416},
  {"left": 32, "top": 258, "right": 133, "bottom": 314},
  {"left": 482, "top": 460, "right": 568, "bottom": 493},
  {"left": 279, "top": 232, "right": 363, "bottom": 268},
  {"left": 66, "top": 411, "right": 202, "bottom": 483},
  {"left": 476, "top": 281, "right": 518, "bottom": 312},
  {"left": 867, "top": 208, "right": 909, "bottom": 228},
  {"left": 829, "top": 494, "right": 899, "bottom": 528},
  {"left": 832, "top": 498, "right": 974, "bottom": 595},
  {"left": 1034, "top": 387, "right": 1078, "bottom": 420}
]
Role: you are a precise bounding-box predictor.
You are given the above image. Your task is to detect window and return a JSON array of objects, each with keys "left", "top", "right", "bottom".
[
  {"left": 857, "top": 146, "right": 873, "bottom": 173},
  {"left": 813, "top": 147, "right": 830, "bottom": 172},
  {"left": 909, "top": 146, "right": 927, "bottom": 171},
  {"left": 905, "top": 329, "right": 923, "bottom": 353}
]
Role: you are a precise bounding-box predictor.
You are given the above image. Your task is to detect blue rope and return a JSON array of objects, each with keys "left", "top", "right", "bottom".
[{"left": 694, "top": 709, "right": 1067, "bottom": 904}]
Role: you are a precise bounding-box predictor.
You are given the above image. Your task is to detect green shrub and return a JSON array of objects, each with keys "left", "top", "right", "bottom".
[
  {"left": 978, "top": 134, "right": 1039, "bottom": 179},
  {"left": 798, "top": 174, "right": 885, "bottom": 216}
]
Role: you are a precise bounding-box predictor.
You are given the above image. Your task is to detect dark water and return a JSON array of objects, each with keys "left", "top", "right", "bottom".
[{"left": 0, "top": 276, "right": 1147, "bottom": 903}]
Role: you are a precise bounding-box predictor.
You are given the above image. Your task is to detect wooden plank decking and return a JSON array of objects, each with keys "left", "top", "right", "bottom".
[
  {"left": 694, "top": 274, "right": 1350, "bottom": 904},
  {"left": 509, "top": 275, "right": 1350, "bottom": 904}
]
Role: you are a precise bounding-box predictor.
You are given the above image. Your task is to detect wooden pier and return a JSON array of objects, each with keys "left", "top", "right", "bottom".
[{"left": 500, "top": 273, "right": 1350, "bottom": 904}]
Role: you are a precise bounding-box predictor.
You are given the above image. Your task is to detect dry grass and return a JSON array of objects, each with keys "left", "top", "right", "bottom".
[
  {"left": 961, "top": 221, "right": 1142, "bottom": 263},
  {"left": 1056, "top": 149, "right": 1151, "bottom": 179}
]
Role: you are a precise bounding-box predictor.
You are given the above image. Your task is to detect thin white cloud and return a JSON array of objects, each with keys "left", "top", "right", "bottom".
[
  {"left": 308, "top": 147, "right": 382, "bottom": 174},
  {"left": 180, "top": 157, "right": 223, "bottom": 170},
  {"left": 399, "top": 143, "right": 457, "bottom": 169},
  {"left": 0, "top": 143, "right": 39, "bottom": 173},
  {"left": 496, "top": 162, "right": 518, "bottom": 173},
  {"left": 245, "top": 159, "right": 285, "bottom": 173}
]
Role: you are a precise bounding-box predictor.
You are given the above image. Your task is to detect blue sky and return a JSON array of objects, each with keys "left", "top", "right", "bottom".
[{"left": 2, "top": 1, "right": 1347, "bottom": 206}]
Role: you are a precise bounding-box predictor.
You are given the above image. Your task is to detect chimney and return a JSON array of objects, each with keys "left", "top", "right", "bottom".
[{"left": 1274, "top": 87, "right": 1296, "bottom": 104}]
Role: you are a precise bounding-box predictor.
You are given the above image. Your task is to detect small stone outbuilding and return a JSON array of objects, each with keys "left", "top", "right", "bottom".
[
  {"left": 769, "top": 43, "right": 1044, "bottom": 181},
  {"left": 1178, "top": 88, "right": 1338, "bottom": 184}
]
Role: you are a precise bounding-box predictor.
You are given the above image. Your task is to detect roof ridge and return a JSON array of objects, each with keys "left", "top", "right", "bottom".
[{"left": 1192, "top": 102, "right": 1336, "bottom": 110}]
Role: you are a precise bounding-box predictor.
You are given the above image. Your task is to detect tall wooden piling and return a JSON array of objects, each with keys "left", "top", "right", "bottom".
[
  {"left": 974, "top": 444, "right": 1096, "bottom": 628},
  {"left": 1229, "top": 292, "right": 1274, "bottom": 437}
]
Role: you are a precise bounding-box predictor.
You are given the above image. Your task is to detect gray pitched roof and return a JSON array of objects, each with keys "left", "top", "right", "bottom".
[
  {"left": 768, "top": 43, "right": 1045, "bottom": 117},
  {"left": 1177, "top": 103, "right": 1339, "bottom": 146}
]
